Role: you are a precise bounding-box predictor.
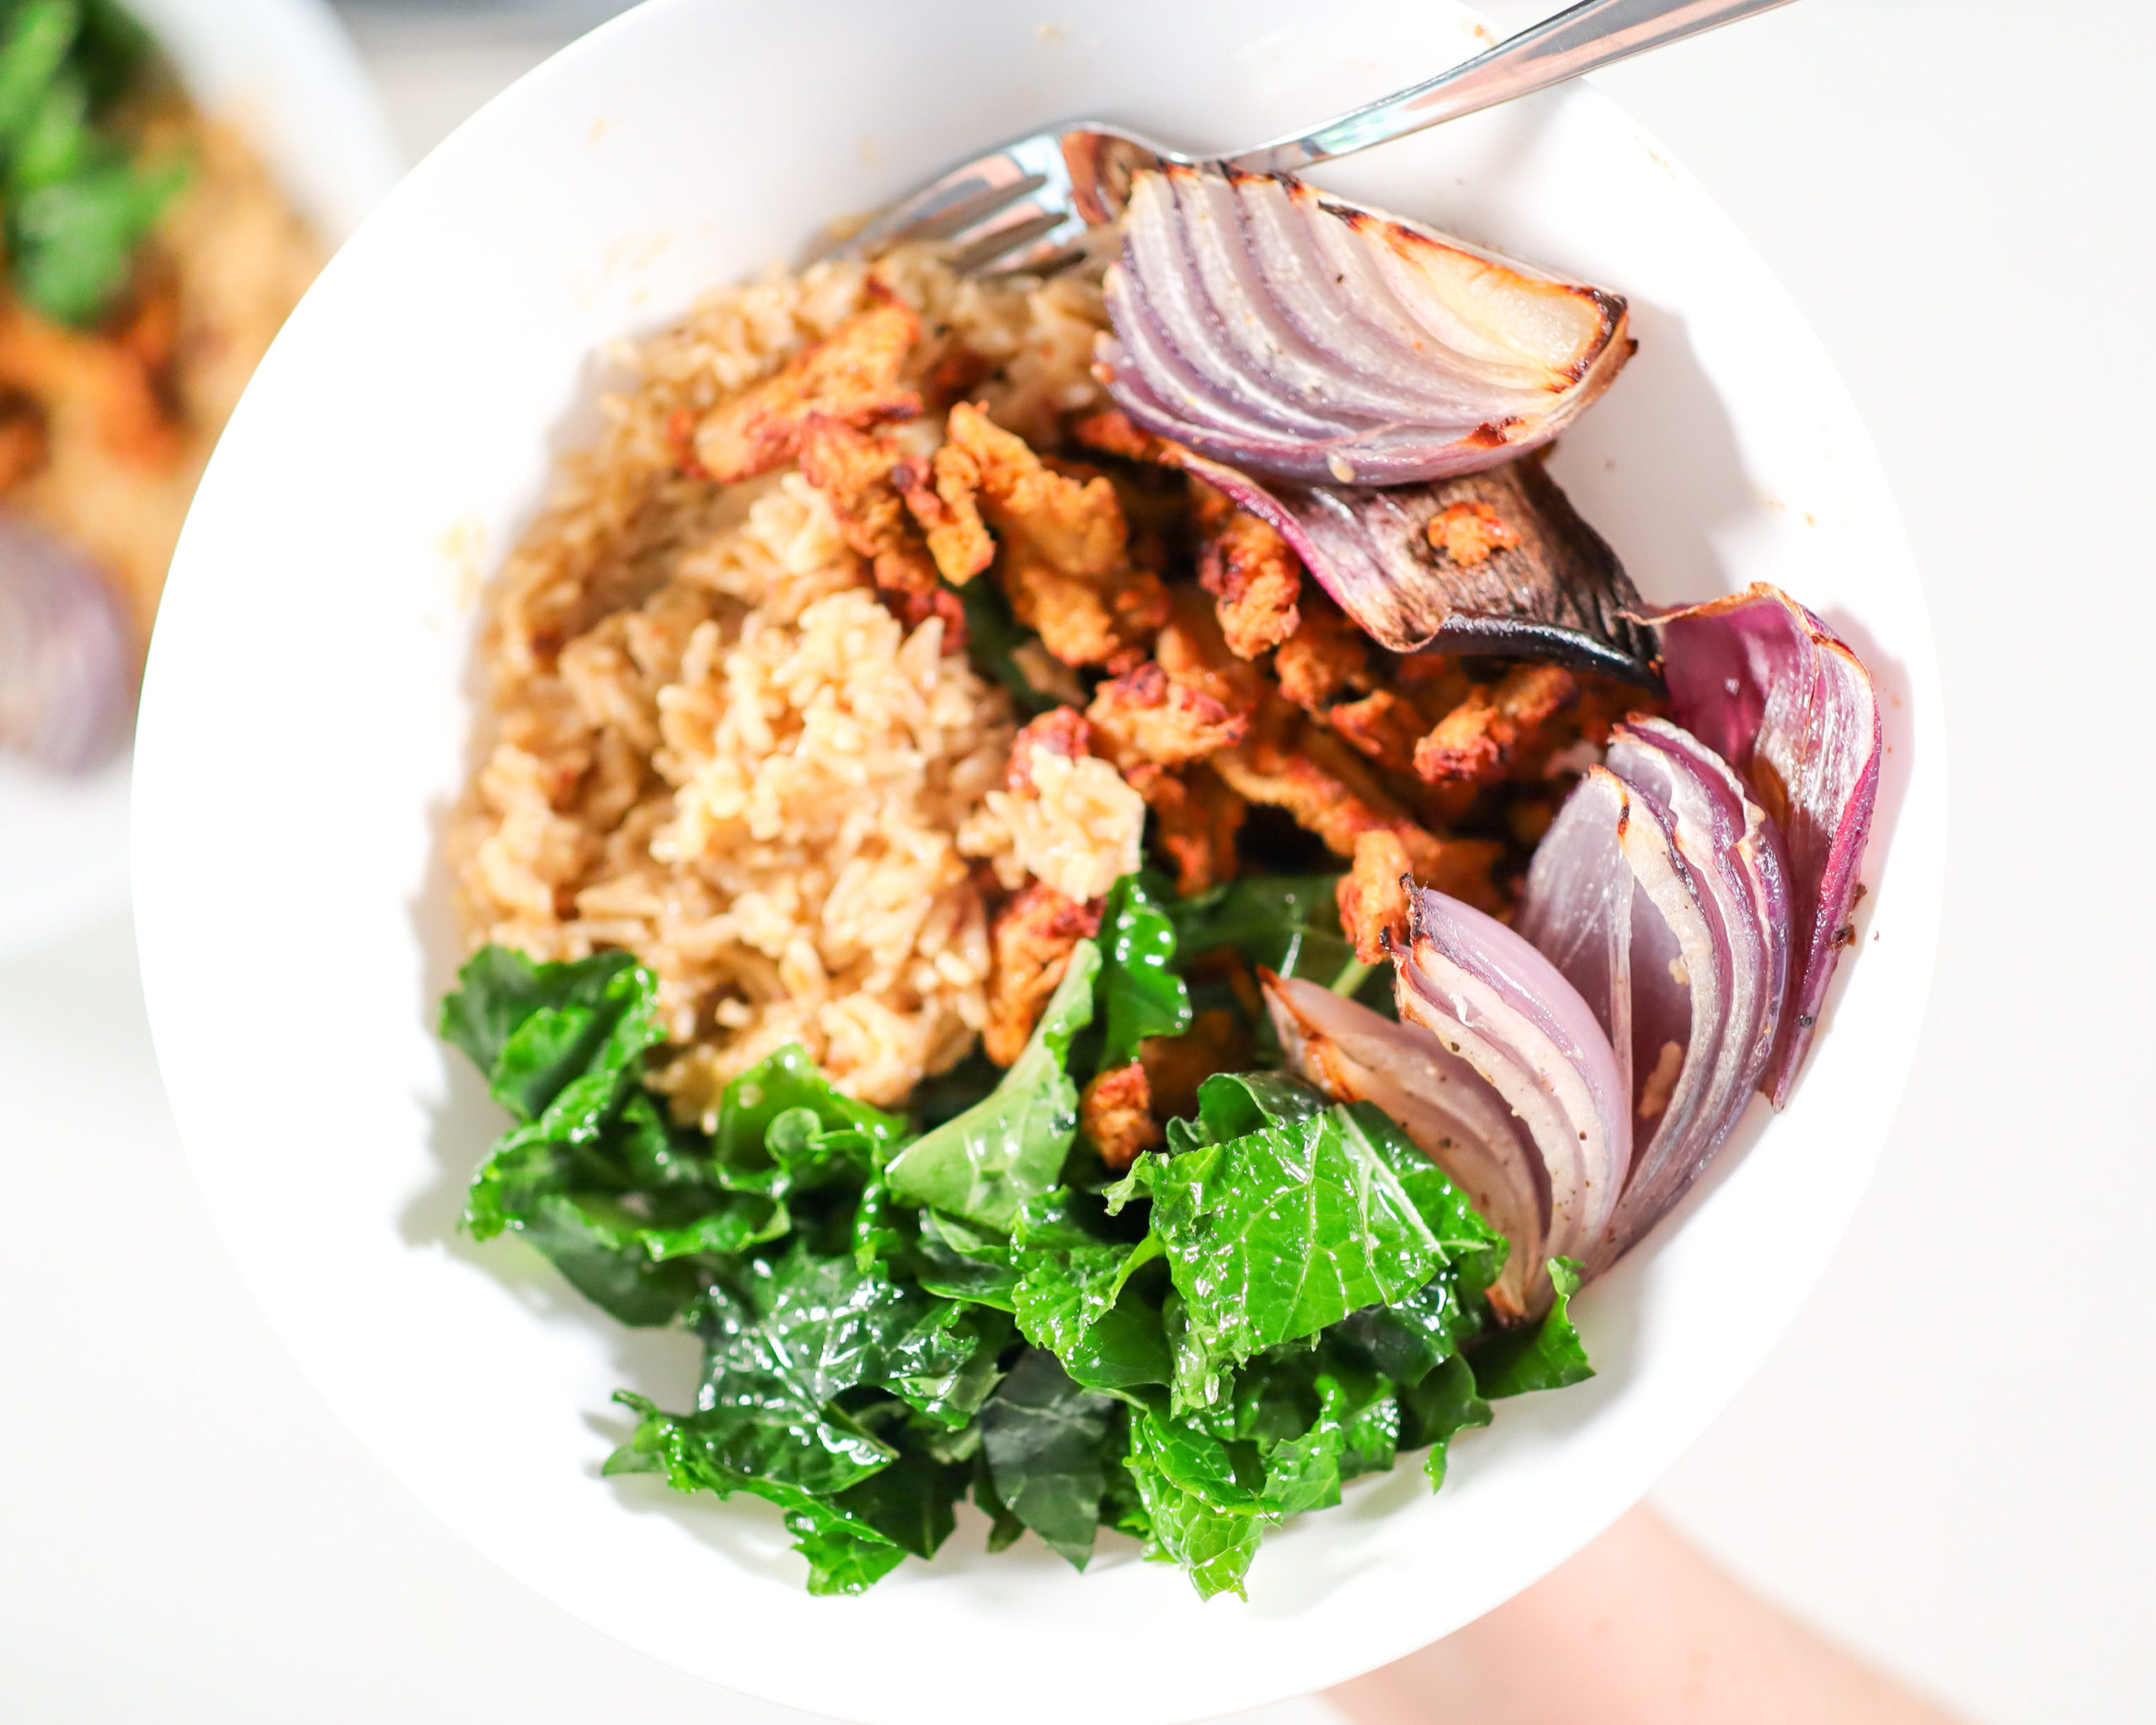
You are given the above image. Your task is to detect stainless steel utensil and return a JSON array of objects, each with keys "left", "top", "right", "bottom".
[{"left": 818, "top": 0, "right": 1795, "bottom": 275}]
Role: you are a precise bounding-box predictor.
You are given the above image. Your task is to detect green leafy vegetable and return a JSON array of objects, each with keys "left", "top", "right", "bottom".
[
  {"left": 441, "top": 927, "right": 1599, "bottom": 1601},
  {"left": 606, "top": 1394, "right": 909, "bottom": 1595},
  {"left": 441, "top": 945, "right": 661, "bottom": 1124},
  {"left": 1473, "top": 1258, "right": 1595, "bottom": 1399},
  {"left": 446, "top": 951, "right": 753, "bottom": 1326},
  {"left": 0, "top": 0, "right": 188, "bottom": 326},
  {"left": 1169, "top": 873, "right": 1355, "bottom": 985},
  {"left": 1257, "top": 1368, "right": 1396, "bottom": 1514},
  {"left": 709, "top": 1044, "right": 901, "bottom": 1199},
  {"left": 1124, "top": 1401, "right": 1269, "bottom": 1599},
  {"left": 1109, "top": 1081, "right": 1460, "bottom": 1412},
  {"left": 884, "top": 940, "right": 1100, "bottom": 1230},
  {"left": 830, "top": 1445, "right": 969, "bottom": 1562},
  {"left": 1163, "top": 1067, "right": 1325, "bottom": 1155},
  {"left": 913, "top": 1210, "right": 1020, "bottom": 1310},
  {"left": 1400, "top": 1354, "right": 1492, "bottom": 1489},
  {"left": 1096, "top": 872, "right": 1192, "bottom": 1066},
  {"left": 1009, "top": 1189, "right": 1171, "bottom": 1392},
  {"left": 979, "top": 1348, "right": 1119, "bottom": 1567}
]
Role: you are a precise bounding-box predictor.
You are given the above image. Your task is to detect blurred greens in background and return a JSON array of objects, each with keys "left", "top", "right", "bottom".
[{"left": 0, "top": 0, "right": 186, "bottom": 325}]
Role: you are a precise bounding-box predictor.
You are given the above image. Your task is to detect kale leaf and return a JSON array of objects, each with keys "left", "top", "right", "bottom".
[
  {"left": 884, "top": 940, "right": 1100, "bottom": 1230},
  {"left": 606, "top": 1394, "right": 909, "bottom": 1594},
  {"left": 1168, "top": 873, "right": 1356, "bottom": 987},
  {"left": 709, "top": 1043, "right": 902, "bottom": 1200},
  {"left": 0, "top": 0, "right": 189, "bottom": 326},
  {"left": 1109, "top": 1081, "right": 1461, "bottom": 1413},
  {"left": 1097, "top": 872, "right": 1192, "bottom": 1066},
  {"left": 1124, "top": 1398, "right": 1270, "bottom": 1599},
  {"left": 1009, "top": 1188, "right": 1171, "bottom": 1393},
  {"left": 1473, "top": 1258, "right": 1595, "bottom": 1399},
  {"left": 979, "top": 1348, "right": 1121, "bottom": 1568},
  {"left": 447, "top": 950, "right": 757, "bottom": 1325},
  {"left": 441, "top": 945, "right": 662, "bottom": 1124}
]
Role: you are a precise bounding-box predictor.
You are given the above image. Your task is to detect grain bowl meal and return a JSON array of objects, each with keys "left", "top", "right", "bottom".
[
  {"left": 0, "top": 0, "right": 322, "bottom": 772},
  {"left": 441, "top": 163, "right": 1881, "bottom": 1599}
]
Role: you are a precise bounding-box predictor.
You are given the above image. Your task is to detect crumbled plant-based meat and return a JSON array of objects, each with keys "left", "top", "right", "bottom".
[
  {"left": 0, "top": 302, "right": 183, "bottom": 468},
  {"left": 894, "top": 441, "right": 995, "bottom": 584},
  {"left": 1200, "top": 507, "right": 1302, "bottom": 658},
  {"left": 1070, "top": 410, "right": 1301, "bottom": 658},
  {"left": 1338, "top": 829, "right": 1415, "bottom": 963},
  {"left": 1001, "top": 531, "right": 1169, "bottom": 670},
  {"left": 692, "top": 302, "right": 922, "bottom": 482},
  {"left": 1081, "top": 1060, "right": 1159, "bottom": 1170},
  {"left": 1326, "top": 687, "right": 1433, "bottom": 777},
  {"left": 984, "top": 882, "right": 1103, "bottom": 1065},
  {"left": 947, "top": 401, "right": 1126, "bottom": 578},
  {"left": 0, "top": 390, "right": 48, "bottom": 491},
  {"left": 1154, "top": 585, "right": 1268, "bottom": 720},
  {"left": 1425, "top": 499, "right": 1519, "bottom": 565},
  {"left": 1070, "top": 407, "right": 1176, "bottom": 466},
  {"left": 1148, "top": 763, "right": 1246, "bottom": 896},
  {"left": 1393, "top": 649, "right": 1474, "bottom": 712},
  {"left": 796, "top": 414, "right": 939, "bottom": 595},
  {"left": 1273, "top": 593, "right": 1372, "bottom": 713},
  {"left": 1413, "top": 663, "right": 1580, "bottom": 785},
  {"left": 1086, "top": 660, "right": 1247, "bottom": 775},
  {"left": 1214, "top": 718, "right": 1503, "bottom": 912},
  {"left": 916, "top": 339, "right": 994, "bottom": 412}
]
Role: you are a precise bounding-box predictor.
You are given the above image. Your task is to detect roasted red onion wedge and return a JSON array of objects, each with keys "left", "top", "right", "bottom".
[
  {"left": 0, "top": 514, "right": 137, "bottom": 772},
  {"left": 1263, "top": 970, "right": 1546, "bottom": 1322},
  {"left": 1097, "top": 165, "right": 1633, "bottom": 489},
  {"left": 1179, "top": 448, "right": 1660, "bottom": 676},
  {"left": 1521, "top": 723, "right": 1791, "bottom": 1271},
  {"left": 1392, "top": 886, "right": 1632, "bottom": 1315},
  {"left": 1654, "top": 585, "right": 1881, "bottom": 1104}
]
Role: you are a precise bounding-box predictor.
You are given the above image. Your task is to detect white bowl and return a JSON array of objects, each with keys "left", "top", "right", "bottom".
[
  {"left": 133, "top": 3, "right": 1945, "bottom": 1719},
  {"left": 0, "top": 0, "right": 398, "bottom": 957}
]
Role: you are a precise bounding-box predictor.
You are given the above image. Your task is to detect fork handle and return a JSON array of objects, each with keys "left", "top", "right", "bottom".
[{"left": 1225, "top": 0, "right": 1798, "bottom": 175}]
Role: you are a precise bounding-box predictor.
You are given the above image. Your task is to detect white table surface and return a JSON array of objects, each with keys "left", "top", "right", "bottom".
[{"left": 4, "top": 3, "right": 2150, "bottom": 1720}]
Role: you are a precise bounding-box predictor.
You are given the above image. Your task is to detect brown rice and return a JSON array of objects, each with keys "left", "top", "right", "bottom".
[{"left": 451, "top": 248, "right": 1142, "bottom": 1119}]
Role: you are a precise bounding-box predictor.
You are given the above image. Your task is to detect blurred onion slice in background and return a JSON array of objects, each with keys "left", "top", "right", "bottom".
[{"left": 0, "top": 514, "right": 138, "bottom": 773}]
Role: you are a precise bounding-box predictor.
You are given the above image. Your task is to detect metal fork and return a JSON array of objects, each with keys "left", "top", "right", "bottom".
[{"left": 817, "top": 0, "right": 1796, "bottom": 275}]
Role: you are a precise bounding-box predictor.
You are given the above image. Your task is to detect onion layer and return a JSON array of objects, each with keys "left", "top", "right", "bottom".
[
  {"left": 1390, "top": 887, "right": 1632, "bottom": 1315},
  {"left": 1179, "top": 448, "right": 1660, "bottom": 676},
  {"left": 1521, "top": 719, "right": 1791, "bottom": 1271},
  {"left": 0, "top": 514, "right": 136, "bottom": 772},
  {"left": 1654, "top": 585, "right": 1881, "bottom": 1104},
  {"left": 1098, "top": 165, "right": 1633, "bottom": 489}
]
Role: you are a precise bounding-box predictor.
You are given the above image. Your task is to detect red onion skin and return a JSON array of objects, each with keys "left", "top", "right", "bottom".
[
  {"left": 1097, "top": 165, "right": 1632, "bottom": 488},
  {"left": 1397, "top": 886, "right": 1631, "bottom": 1308},
  {"left": 1653, "top": 585, "right": 1881, "bottom": 1105},
  {"left": 1608, "top": 718, "right": 1792, "bottom": 1099},
  {"left": 1568, "top": 725, "right": 1790, "bottom": 1271}
]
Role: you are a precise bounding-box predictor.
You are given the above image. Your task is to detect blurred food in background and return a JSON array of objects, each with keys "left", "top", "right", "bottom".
[{"left": 0, "top": 0, "right": 322, "bottom": 771}]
